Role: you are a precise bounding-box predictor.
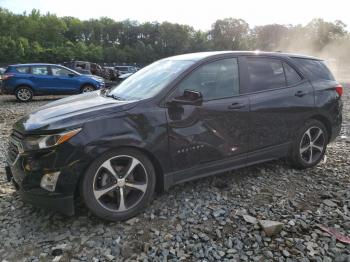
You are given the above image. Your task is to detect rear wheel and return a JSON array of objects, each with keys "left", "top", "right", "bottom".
[
  {"left": 15, "top": 86, "right": 33, "bottom": 102},
  {"left": 288, "top": 119, "right": 328, "bottom": 169},
  {"left": 80, "top": 148, "right": 156, "bottom": 221},
  {"left": 81, "top": 84, "right": 95, "bottom": 93}
]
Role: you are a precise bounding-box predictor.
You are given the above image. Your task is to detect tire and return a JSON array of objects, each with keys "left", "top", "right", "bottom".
[
  {"left": 80, "top": 84, "right": 95, "bottom": 93},
  {"left": 15, "top": 86, "right": 33, "bottom": 102},
  {"left": 288, "top": 119, "right": 328, "bottom": 169},
  {"left": 80, "top": 148, "right": 156, "bottom": 221}
]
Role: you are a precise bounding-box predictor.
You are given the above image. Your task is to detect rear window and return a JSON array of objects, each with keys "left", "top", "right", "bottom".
[
  {"left": 292, "top": 58, "right": 335, "bottom": 81},
  {"left": 246, "top": 57, "right": 286, "bottom": 92},
  {"left": 15, "top": 66, "right": 30, "bottom": 74},
  {"left": 283, "top": 62, "right": 302, "bottom": 85}
]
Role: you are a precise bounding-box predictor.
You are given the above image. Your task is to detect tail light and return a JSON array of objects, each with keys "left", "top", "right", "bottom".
[
  {"left": 335, "top": 84, "right": 343, "bottom": 97},
  {"left": 2, "top": 73, "right": 14, "bottom": 80}
]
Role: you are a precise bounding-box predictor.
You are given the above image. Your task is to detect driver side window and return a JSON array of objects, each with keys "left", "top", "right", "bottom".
[{"left": 177, "top": 58, "right": 240, "bottom": 100}]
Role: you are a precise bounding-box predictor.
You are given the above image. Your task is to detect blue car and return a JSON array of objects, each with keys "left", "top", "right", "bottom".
[{"left": 1, "top": 63, "right": 105, "bottom": 102}]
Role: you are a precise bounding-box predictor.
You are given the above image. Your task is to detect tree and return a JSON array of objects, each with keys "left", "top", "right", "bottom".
[
  {"left": 210, "top": 18, "right": 250, "bottom": 50},
  {"left": 0, "top": 8, "right": 348, "bottom": 66}
]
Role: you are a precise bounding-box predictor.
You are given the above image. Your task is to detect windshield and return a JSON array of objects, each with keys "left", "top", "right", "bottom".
[{"left": 108, "top": 59, "right": 195, "bottom": 100}]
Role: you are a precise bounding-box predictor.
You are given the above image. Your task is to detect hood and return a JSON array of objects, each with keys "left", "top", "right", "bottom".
[
  {"left": 14, "top": 91, "right": 139, "bottom": 134},
  {"left": 85, "top": 74, "right": 104, "bottom": 82}
]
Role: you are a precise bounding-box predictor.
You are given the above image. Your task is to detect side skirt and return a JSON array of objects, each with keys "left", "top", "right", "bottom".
[{"left": 163, "top": 142, "right": 291, "bottom": 190}]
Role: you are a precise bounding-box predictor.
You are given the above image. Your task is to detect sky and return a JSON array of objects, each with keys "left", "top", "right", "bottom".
[{"left": 0, "top": 0, "right": 349, "bottom": 30}]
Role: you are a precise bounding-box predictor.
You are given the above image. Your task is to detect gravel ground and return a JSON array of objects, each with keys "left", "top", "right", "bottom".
[{"left": 0, "top": 85, "right": 349, "bottom": 262}]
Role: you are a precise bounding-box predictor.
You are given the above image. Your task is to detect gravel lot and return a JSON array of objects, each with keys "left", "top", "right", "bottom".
[{"left": 0, "top": 85, "right": 349, "bottom": 262}]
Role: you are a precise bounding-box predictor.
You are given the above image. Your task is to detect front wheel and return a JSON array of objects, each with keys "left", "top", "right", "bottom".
[
  {"left": 81, "top": 85, "right": 95, "bottom": 93},
  {"left": 288, "top": 119, "right": 328, "bottom": 169},
  {"left": 80, "top": 148, "right": 156, "bottom": 221}
]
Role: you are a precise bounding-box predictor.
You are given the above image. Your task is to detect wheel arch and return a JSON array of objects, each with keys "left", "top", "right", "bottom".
[
  {"left": 74, "top": 145, "right": 165, "bottom": 198},
  {"left": 15, "top": 84, "right": 34, "bottom": 93},
  {"left": 80, "top": 82, "right": 96, "bottom": 91},
  {"left": 309, "top": 114, "right": 332, "bottom": 143}
]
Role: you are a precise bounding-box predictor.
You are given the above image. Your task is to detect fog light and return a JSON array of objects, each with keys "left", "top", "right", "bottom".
[{"left": 40, "top": 172, "right": 60, "bottom": 192}]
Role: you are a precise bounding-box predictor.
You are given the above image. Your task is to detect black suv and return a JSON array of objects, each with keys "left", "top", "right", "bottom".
[{"left": 4, "top": 51, "right": 343, "bottom": 221}]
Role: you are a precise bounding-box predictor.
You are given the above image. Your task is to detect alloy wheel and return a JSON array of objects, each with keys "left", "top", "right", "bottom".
[
  {"left": 82, "top": 86, "right": 94, "bottom": 93},
  {"left": 17, "top": 88, "right": 32, "bottom": 101},
  {"left": 93, "top": 155, "right": 148, "bottom": 212},
  {"left": 299, "top": 126, "right": 326, "bottom": 164}
]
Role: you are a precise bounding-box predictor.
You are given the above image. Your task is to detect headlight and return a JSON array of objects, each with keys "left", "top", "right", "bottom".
[{"left": 21, "top": 128, "right": 81, "bottom": 151}]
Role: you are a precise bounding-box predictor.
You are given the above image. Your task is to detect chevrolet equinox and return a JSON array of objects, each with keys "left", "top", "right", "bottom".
[{"left": 4, "top": 51, "right": 343, "bottom": 221}]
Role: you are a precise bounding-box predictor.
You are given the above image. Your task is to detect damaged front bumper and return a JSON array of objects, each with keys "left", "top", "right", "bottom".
[
  {"left": 4, "top": 164, "right": 75, "bottom": 215},
  {"left": 2, "top": 139, "right": 87, "bottom": 216}
]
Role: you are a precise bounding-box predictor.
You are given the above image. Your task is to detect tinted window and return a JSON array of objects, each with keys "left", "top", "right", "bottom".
[
  {"left": 32, "top": 66, "right": 49, "bottom": 76},
  {"left": 246, "top": 57, "right": 286, "bottom": 92},
  {"left": 283, "top": 62, "right": 302, "bottom": 85},
  {"left": 51, "top": 66, "right": 73, "bottom": 77},
  {"left": 15, "top": 66, "right": 30, "bottom": 74},
  {"left": 292, "top": 58, "right": 335, "bottom": 80},
  {"left": 177, "top": 58, "right": 240, "bottom": 100}
]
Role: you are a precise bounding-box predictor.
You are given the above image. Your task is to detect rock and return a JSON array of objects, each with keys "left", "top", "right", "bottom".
[
  {"left": 258, "top": 220, "right": 284, "bottom": 236},
  {"left": 213, "top": 209, "right": 226, "bottom": 217},
  {"left": 343, "top": 221, "right": 350, "bottom": 230},
  {"left": 105, "top": 254, "right": 115, "bottom": 261},
  {"left": 125, "top": 217, "right": 138, "bottom": 226},
  {"left": 334, "top": 255, "right": 350, "bottom": 262},
  {"left": 176, "top": 224, "right": 183, "bottom": 232},
  {"left": 282, "top": 250, "right": 290, "bottom": 257},
  {"left": 52, "top": 256, "right": 62, "bottom": 262},
  {"left": 288, "top": 220, "right": 295, "bottom": 226},
  {"left": 243, "top": 215, "right": 258, "bottom": 224},
  {"left": 264, "top": 250, "right": 273, "bottom": 258},
  {"left": 215, "top": 229, "right": 222, "bottom": 238},
  {"left": 323, "top": 199, "right": 338, "bottom": 207}
]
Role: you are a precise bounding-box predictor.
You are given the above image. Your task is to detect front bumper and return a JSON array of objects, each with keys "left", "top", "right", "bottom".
[
  {"left": 5, "top": 162, "right": 75, "bottom": 215},
  {"left": 3, "top": 139, "right": 89, "bottom": 216}
]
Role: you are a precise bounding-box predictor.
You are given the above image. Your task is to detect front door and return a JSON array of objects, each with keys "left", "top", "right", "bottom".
[
  {"left": 166, "top": 57, "right": 250, "bottom": 178},
  {"left": 50, "top": 66, "right": 79, "bottom": 94}
]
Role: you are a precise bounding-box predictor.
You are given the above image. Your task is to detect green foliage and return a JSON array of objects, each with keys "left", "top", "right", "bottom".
[{"left": 0, "top": 7, "right": 348, "bottom": 65}]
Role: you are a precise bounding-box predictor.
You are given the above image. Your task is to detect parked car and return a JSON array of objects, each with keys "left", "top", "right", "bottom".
[
  {"left": 114, "top": 65, "right": 138, "bottom": 74},
  {"left": 102, "top": 66, "right": 119, "bottom": 81},
  {"left": 1, "top": 63, "right": 105, "bottom": 101},
  {"left": 5, "top": 51, "right": 342, "bottom": 220},
  {"left": 0, "top": 67, "right": 6, "bottom": 86},
  {"left": 0, "top": 67, "right": 6, "bottom": 75},
  {"left": 63, "top": 61, "right": 104, "bottom": 76},
  {"left": 117, "top": 72, "right": 133, "bottom": 82}
]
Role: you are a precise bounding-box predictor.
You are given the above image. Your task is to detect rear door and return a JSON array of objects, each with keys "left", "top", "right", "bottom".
[
  {"left": 241, "top": 56, "right": 315, "bottom": 155},
  {"left": 30, "top": 65, "right": 54, "bottom": 94},
  {"left": 50, "top": 66, "right": 79, "bottom": 94}
]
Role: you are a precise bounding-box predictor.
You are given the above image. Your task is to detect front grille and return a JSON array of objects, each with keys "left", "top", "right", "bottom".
[
  {"left": 11, "top": 130, "right": 24, "bottom": 140},
  {"left": 7, "top": 130, "right": 24, "bottom": 164},
  {"left": 7, "top": 141, "right": 19, "bottom": 163}
]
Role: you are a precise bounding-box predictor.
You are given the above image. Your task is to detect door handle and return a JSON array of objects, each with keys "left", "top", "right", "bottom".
[
  {"left": 295, "top": 90, "right": 307, "bottom": 97},
  {"left": 228, "top": 103, "right": 245, "bottom": 110}
]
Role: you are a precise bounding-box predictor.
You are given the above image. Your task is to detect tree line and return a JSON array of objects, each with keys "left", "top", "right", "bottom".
[{"left": 0, "top": 8, "right": 349, "bottom": 66}]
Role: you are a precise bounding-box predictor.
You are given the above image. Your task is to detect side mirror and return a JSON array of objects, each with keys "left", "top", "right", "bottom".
[
  {"left": 68, "top": 73, "right": 76, "bottom": 77},
  {"left": 170, "top": 89, "right": 203, "bottom": 106}
]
